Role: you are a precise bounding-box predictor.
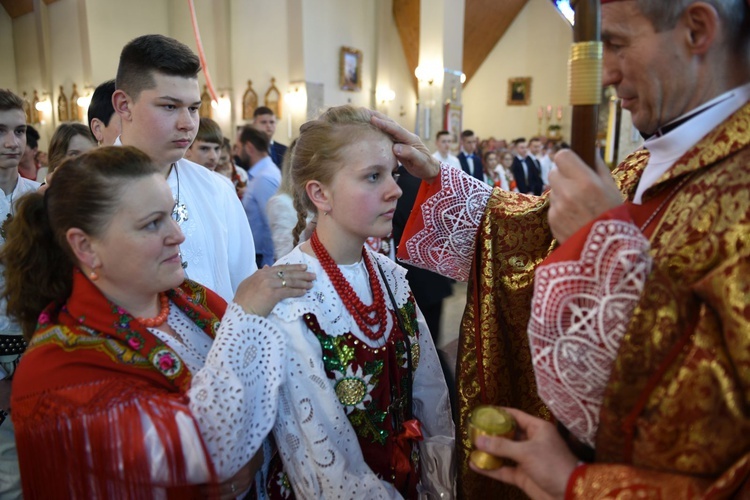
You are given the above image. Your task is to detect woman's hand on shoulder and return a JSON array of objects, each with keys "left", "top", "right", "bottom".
[{"left": 233, "top": 264, "right": 315, "bottom": 317}]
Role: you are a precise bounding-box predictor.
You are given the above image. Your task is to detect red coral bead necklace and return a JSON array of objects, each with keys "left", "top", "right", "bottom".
[
  {"left": 137, "top": 293, "right": 170, "bottom": 328},
  {"left": 311, "top": 231, "right": 388, "bottom": 341}
]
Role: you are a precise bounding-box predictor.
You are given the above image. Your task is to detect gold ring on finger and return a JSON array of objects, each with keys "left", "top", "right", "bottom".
[
  {"left": 277, "top": 270, "right": 284, "bottom": 279},
  {"left": 281, "top": 279, "right": 287, "bottom": 287}
]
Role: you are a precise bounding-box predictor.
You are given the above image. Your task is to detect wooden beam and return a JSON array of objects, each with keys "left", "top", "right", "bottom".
[
  {"left": 0, "top": 0, "right": 33, "bottom": 18},
  {"left": 392, "top": 0, "right": 420, "bottom": 94},
  {"left": 0, "top": 0, "right": 58, "bottom": 19},
  {"left": 462, "top": 0, "right": 527, "bottom": 84}
]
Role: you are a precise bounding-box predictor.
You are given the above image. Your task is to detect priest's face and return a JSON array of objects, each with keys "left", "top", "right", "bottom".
[{"left": 601, "top": 2, "right": 694, "bottom": 135}]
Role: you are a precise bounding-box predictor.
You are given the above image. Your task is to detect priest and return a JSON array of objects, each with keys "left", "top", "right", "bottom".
[{"left": 373, "top": 0, "right": 750, "bottom": 497}]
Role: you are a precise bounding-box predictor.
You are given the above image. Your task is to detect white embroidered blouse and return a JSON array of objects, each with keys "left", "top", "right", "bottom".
[{"left": 268, "top": 246, "right": 455, "bottom": 499}]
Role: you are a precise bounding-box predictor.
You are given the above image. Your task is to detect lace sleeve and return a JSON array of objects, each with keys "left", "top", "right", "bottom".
[
  {"left": 411, "top": 305, "right": 456, "bottom": 497},
  {"left": 529, "top": 218, "right": 651, "bottom": 447},
  {"left": 400, "top": 163, "right": 492, "bottom": 281},
  {"left": 267, "top": 194, "right": 297, "bottom": 260},
  {"left": 185, "top": 302, "right": 285, "bottom": 480},
  {"left": 271, "top": 316, "right": 402, "bottom": 499}
]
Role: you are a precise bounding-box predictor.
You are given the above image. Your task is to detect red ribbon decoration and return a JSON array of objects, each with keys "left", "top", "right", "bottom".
[
  {"left": 187, "top": 0, "right": 218, "bottom": 104},
  {"left": 391, "top": 419, "right": 424, "bottom": 475}
]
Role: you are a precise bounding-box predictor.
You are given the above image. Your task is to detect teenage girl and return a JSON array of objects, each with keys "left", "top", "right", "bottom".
[{"left": 264, "top": 105, "right": 455, "bottom": 499}]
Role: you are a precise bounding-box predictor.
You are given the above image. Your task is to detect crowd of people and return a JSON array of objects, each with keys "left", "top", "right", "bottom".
[
  {"left": 0, "top": 0, "right": 748, "bottom": 498},
  {"left": 433, "top": 129, "right": 567, "bottom": 195}
]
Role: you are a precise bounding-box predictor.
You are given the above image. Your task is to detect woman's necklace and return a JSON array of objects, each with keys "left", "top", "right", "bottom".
[
  {"left": 310, "top": 231, "right": 388, "bottom": 341},
  {"left": 136, "top": 293, "right": 170, "bottom": 328}
]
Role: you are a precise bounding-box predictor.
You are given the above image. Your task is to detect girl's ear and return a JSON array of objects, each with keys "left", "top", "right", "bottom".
[{"left": 306, "top": 180, "right": 332, "bottom": 214}]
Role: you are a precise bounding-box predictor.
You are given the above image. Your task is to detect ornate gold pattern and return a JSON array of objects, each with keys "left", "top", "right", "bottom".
[
  {"left": 458, "top": 103, "right": 750, "bottom": 498},
  {"left": 596, "top": 104, "right": 750, "bottom": 484},
  {"left": 457, "top": 189, "right": 555, "bottom": 499}
]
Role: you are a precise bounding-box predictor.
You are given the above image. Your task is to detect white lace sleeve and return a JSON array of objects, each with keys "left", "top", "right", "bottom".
[
  {"left": 401, "top": 163, "right": 492, "bottom": 281},
  {"left": 185, "top": 301, "right": 285, "bottom": 480},
  {"left": 412, "top": 305, "right": 456, "bottom": 498},
  {"left": 528, "top": 220, "right": 651, "bottom": 447},
  {"left": 267, "top": 194, "right": 298, "bottom": 261},
  {"left": 271, "top": 315, "right": 402, "bottom": 499}
]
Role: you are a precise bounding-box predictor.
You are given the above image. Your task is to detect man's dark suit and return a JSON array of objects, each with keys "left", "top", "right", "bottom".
[
  {"left": 457, "top": 151, "right": 484, "bottom": 181},
  {"left": 511, "top": 155, "right": 544, "bottom": 195},
  {"left": 270, "top": 141, "right": 288, "bottom": 168}
]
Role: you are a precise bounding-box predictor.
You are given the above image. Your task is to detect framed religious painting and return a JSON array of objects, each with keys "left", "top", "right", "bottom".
[
  {"left": 340, "top": 46, "right": 362, "bottom": 91},
  {"left": 443, "top": 103, "right": 462, "bottom": 148},
  {"left": 507, "top": 77, "right": 531, "bottom": 106}
]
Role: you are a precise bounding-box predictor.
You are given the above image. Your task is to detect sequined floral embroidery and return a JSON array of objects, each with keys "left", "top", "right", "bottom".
[{"left": 333, "top": 365, "right": 375, "bottom": 413}]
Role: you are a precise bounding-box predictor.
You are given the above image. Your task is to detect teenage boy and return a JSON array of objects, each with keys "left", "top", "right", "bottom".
[
  {"left": 252, "top": 106, "right": 286, "bottom": 168},
  {"left": 185, "top": 117, "right": 223, "bottom": 171},
  {"left": 0, "top": 89, "right": 41, "bottom": 499},
  {"left": 431, "top": 130, "right": 461, "bottom": 169},
  {"left": 112, "top": 34, "right": 256, "bottom": 301},
  {"left": 87, "top": 79, "right": 121, "bottom": 146}
]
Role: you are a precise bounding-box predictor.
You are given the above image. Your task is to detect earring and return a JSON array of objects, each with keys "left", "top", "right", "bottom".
[
  {"left": 88, "top": 270, "right": 99, "bottom": 281},
  {"left": 324, "top": 211, "right": 330, "bottom": 216}
]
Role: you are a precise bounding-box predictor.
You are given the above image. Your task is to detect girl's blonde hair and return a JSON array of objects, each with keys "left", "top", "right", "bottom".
[{"left": 290, "top": 105, "right": 387, "bottom": 244}]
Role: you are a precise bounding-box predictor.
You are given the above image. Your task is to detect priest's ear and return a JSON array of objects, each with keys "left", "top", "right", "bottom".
[{"left": 681, "top": 2, "right": 719, "bottom": 55}]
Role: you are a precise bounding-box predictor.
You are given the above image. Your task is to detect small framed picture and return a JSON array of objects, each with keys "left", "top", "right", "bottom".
[
  {"left": 444, "top": 103, "right": 462, "bottom": 147},
  {"left": 340, "top": 46, "right": 362, "bottom": 91},
  {"left": 507, "top": 77, "right": 532, "bottom": 106}
]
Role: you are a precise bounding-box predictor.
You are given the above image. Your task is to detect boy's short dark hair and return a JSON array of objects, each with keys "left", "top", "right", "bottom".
[
  {"left": 0, "top": 89, "right": 24, "bottom": 112},
  {"left": 116, "top": 35, "right": 201, "bottom": 100},
  {"left": 88, "top": 80, "right": 116, "bottom": 130},
  {"left": 238, "top": 125, "right": 270, "bottom": 152},
  {"left": 25, "top": 125, "right": 40, "bottom": 150},
  {"left": 253, "top": 106, "right": 275, "bottom": 118},
  {"left": 193, "top": 117, "right": 223, "bottom": 145},
  {"left": 436, "top": 130, "right": 451, "bottom": 141},
  {"left": 460, "top": 129, "right": 475, "bottom": 139}
]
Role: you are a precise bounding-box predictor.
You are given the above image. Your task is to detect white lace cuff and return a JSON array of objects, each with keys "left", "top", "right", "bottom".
[
  {"left": 528, "top": 220, "right": 652, "bottom": 446},
  {"left": 400, "top": 163, "right": 492, "bottom": 281}
]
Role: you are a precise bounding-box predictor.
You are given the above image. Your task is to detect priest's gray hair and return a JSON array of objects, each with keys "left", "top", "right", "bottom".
[{"left": 637, "top": 0, "right": 749, "bottom": 52}]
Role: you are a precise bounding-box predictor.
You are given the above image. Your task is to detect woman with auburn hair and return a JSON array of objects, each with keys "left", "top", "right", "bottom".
[{"left": 4, "top": 146, "right": 314, "bottom": 498}]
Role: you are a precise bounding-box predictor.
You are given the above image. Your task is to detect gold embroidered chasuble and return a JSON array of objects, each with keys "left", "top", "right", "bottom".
[{"left": 455, "top": 102, "right": 750, "bottom": 499}]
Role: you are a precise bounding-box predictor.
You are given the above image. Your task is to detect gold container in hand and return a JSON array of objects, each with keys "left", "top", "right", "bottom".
[{"left": 468, "top": 405, "right": 516, "bottom": 470}]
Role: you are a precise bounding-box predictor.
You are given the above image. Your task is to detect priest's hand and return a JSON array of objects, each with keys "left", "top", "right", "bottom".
[
  {"left": 470, "top": 407, "right": 578, "bottom": 500},
  {"left": 234, "top": 264, "right": 315, "bottom": 317},
  {"left": 370, "top": 111, "right": 441, "bottom": 182},
  {"left": 548, "top": 149, "right": 623, "bottom": 244}
]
